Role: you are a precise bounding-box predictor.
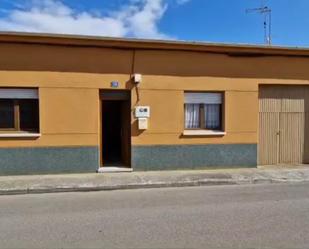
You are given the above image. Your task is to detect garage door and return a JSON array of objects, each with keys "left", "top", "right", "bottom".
[{"left": 259, "top": 85, "right": 309, "bottom": 165}]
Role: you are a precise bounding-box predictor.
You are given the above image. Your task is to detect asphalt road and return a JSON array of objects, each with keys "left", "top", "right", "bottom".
[{"left": 1, "top": 183, "right": 309, "bottom": 249}]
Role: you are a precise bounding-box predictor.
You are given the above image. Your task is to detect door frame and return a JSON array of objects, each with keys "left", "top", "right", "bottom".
[
  {"left": 258, "top": 85, "right": 306, "bottom": 166},
  {"left": 99, "top": 90, "right": 131, "bottom": 168}
]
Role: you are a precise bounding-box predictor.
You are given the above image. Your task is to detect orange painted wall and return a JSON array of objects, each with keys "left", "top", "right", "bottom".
[{"left": 0, "top": 41, "right": 308, "bottom": 148}]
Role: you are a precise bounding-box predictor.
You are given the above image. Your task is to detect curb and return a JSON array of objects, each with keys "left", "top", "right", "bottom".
[
  {"left": 1, "top": 177, "right": 308, "bottom": 196},
  {"left": 0, "top": 179, "right": 235, "bottom": 195}
]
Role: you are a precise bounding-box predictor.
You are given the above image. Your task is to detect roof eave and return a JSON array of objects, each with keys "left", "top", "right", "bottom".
[{"left": 0, "top": 31, "right": 309, "bottom": 57}]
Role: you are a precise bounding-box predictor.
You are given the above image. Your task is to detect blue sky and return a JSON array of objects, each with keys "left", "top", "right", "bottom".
[{"left": 0, "top": 0, "right": 308, "bottom": 47}]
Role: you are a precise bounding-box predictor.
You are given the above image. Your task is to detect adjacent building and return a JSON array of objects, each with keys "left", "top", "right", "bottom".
[{"left": 0, "top": 32, "right": 308, "bottom": 175}]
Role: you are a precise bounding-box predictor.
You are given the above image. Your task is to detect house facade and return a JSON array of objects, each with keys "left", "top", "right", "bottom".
[{"left": 0, "top": 32, "right": 308, "bottom": 175}]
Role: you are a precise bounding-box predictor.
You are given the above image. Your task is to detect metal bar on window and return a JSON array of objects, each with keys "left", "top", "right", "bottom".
[
  {"left": 200, "top": 104, "right": 205, "bottom": 129},
  {"left": 14, "top": 100, "right": 20, "bottom": 131}
]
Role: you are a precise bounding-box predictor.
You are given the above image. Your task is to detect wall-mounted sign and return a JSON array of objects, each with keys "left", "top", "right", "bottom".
[
  {"left": 111, "top": 81, "right": 119, "bottom": 88},
  {"left": 135, "top": 106, "right": 150, "bottom": 118}
]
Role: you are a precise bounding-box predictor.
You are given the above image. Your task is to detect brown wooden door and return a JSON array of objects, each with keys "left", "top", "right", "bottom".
[
  {"left": 279, "top": 112, "right": 304, "bottom": 164},
  {"left": 259, "top": 112, "right": 280, "bottom": 165},
  {"left": 121, "top": 100, "right": 131, "bottom": 167},
  {"left": 259, "top": 86, "right": 307, "bottom": 166}
]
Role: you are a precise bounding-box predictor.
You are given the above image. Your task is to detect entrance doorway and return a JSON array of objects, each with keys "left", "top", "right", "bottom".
[
  {"left": 259, "top": 85, "right": 309, "bottom": 165},
  {"left": 100, "top": 90, "right": 131, "bottom": 168}
]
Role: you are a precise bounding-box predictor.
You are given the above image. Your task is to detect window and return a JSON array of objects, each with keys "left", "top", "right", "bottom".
[
  {"left": 0, "top": 100, "right": 14, "bottom": 129},
  {"left": 0, "top": 88, "right": 39, "bottom": 133},
  {"left": 185, "top": 92, "right": 223, "bottom": 131}
]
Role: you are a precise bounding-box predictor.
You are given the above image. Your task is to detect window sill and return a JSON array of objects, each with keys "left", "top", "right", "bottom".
[
  {"left": 0, "top": 133, "right": 41, "bottom": 138},
  {"left": 183, "top": 130, "right": 226, "bottom": 136}
]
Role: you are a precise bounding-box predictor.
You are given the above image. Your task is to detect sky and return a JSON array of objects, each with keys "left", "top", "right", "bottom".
[{"left": 0, "top": 0, "right": 308, "bottom": 47}]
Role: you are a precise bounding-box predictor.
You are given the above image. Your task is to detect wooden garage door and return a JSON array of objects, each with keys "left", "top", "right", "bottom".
[{"left": 259, "top": 86, "right": 308, "bottom": 165}]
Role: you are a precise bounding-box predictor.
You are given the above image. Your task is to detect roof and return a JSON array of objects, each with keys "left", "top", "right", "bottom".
[{"left": 0, "top": 31, "right": 309, "bottom": 57}]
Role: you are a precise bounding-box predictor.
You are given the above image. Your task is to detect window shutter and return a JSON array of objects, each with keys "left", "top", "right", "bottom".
[
  {"left": 185, "top": 93, "right": 222, "bottom": 104},
  {"left": 0, "top": 89, "right": 38, "bottom": 99}
]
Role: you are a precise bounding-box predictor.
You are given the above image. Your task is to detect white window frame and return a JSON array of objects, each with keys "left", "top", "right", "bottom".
[
  {"left": 183, "top": 92, "right": 226, "bottom": 136},
  {"left": 0, "top": 88, "right": 41, "bottom": 138}
]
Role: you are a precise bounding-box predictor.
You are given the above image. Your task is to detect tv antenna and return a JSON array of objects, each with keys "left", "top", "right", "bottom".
[{"left": 246, "top": 1, "right": 272, "bottom": 45}]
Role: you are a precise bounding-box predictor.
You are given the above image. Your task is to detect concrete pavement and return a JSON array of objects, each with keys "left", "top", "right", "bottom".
[
  {"left": 1, "top": 166, "right": 309, "bottom": 195},
  {"left": 0, "top": 183, "right": 309, "bottom": 248}
]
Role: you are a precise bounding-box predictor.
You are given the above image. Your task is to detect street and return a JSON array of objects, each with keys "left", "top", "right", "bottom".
[{"left": 0, "top": 183, "right": 309, "bottom": 249}]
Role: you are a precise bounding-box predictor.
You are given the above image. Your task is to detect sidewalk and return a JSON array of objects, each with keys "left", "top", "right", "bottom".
[{"left": 1, "top": 166, "right": 309, "bottom": 195}]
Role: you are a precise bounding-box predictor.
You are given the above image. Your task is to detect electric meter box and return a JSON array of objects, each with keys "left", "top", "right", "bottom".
[
  {"left": 135, "top": 106, "right": 150, "bottom": 118},
  {"left": 138, "top": 118, "right": 148, "bottom": 130}
]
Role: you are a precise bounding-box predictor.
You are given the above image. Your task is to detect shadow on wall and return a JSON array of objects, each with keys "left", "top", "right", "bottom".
[
  {"left": 131, "top": 119, "right": 145, "bottom": 137},
  {"left": 1, "top": 43, "right": 309, "bottom": 80},
  {"left": 0, "top": 43, "right": 134, "bottom": 75}
]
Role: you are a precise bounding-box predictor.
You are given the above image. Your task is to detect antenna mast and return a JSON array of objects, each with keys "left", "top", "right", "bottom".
[{"left": 246, "top": 0, "right": 272, "bottom": 45}]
